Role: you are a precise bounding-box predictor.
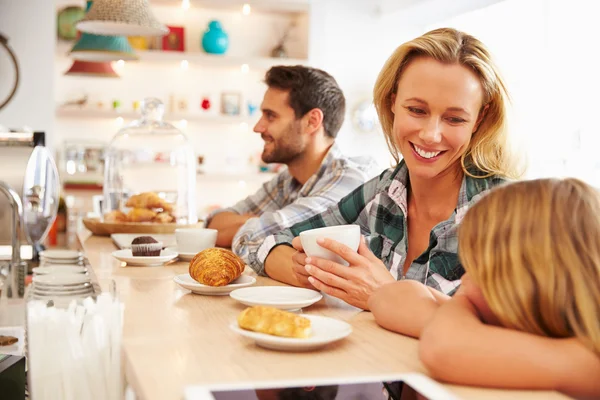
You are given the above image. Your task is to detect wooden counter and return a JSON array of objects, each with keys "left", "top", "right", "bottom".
[{"left": 79, "top": 232, "right": 570, "bottom": 400}]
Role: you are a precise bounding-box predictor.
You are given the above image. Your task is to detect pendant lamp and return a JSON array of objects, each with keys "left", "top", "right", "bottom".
[
  {"left": 69, "top": 1, "right": 138, "bottom": 62},
  {"left": 76, "top": 0, "right": 168, "bottom": 37},
  {"left": 65, "top": 60, "right": 120, "bottom": 78},
  {"left": 69, "top": 33, "right": 138, "bottom": 62}
]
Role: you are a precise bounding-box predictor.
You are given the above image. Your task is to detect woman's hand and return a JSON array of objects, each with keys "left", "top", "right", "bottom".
[
  {"left": 290, "top": 237, "right": 316, "bottom": 289},
  {"left": 303, "top": 236, "right": 395, "bottom": 310}
]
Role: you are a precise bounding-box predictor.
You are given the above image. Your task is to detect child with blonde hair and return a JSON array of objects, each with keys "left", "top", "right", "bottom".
[{"left": 369, "top": 178, "right": 600, "bottom": 398}]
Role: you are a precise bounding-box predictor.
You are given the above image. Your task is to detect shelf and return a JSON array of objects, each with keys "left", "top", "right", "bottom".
[
  {"left": 136, "top": 50, "right": 308, "bottom": 70},
  {"left": 56, "top": 108, "right": 257, "bottom": 124},
  {"left": 149, "top": 0, "right": 310, "bottom": 14}
]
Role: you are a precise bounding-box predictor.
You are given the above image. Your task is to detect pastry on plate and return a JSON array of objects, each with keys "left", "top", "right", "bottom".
[
  {"left": 126, "top": 192, "right": 173, "bottom": 212},
  {"left": 127, "top": 207, "right": 157, "bottom": 223},
  {"left": 131, "top": 236, "right": 162, "bottom": 256},
  {"left": 103, "top": 210, "right": 127, "bottom": 223},
  {"left": 189, "top": 248, "right": 244, "bottom": 286},
  {"left": 237, "top": 306, "right": 311, "bottom": 338}
]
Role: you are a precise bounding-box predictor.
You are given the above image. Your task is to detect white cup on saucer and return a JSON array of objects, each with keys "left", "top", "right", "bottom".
[
  {"left": 175, "top": 228, "right": 218, "bottom": 254},
  {"left": 299, "top": 225, "right": 361, "bottom": 266}
]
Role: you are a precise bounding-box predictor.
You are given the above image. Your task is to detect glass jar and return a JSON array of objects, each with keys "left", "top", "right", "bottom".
[{"left": 103, "top": 98, "right": 197, "bottom": 224}]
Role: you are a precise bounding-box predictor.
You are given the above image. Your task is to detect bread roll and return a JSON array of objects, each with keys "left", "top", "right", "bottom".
[
  {"left": 189, "top": 248, "right": 244, "bottom": 286},
  {"left": 126, "top": 192, "right": 172, "bottom": 212},
  {"left": 237, "top": 306, "right": 311, "bottom": 338}
]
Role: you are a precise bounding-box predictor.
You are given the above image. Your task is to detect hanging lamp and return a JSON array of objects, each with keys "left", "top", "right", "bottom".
[
  {"left": 64, "top": 60, "right": 120, "bottom": 78},
  {"left": 69, "top": 1, "right": 138, "bottom": 62},
  {"left": 76, "top": 0, "right": 168, "bottom": 37}
]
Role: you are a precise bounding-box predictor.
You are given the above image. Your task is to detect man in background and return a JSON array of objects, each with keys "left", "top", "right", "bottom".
[{"left": 206, "top": 65, "right": 378, "bottom": 273}]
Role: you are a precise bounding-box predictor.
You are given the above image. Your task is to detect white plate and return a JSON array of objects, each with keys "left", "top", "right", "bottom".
[
  {"left": 229, "top": 286, "right": 323, "bottom": 310},
  {"left": 111, "top": 233, "right": 176, "bottom": 249},
  {"left": 39, "top": 249, "right": 83, "bottom": 260},
  {"left": 173, "top": 273, "right": 256, "bottom": 295},
  {"left": 33, "top": 274, "right": 90, "bottom": 286},
  {"left": 165, "top": 246, "right": 196, "bottom": 261},
  {"left": 111, "top": 249, "right": 178, "bottom": 266},
  {"left": 33, "top": 266, "right": 87, "bottom": 275},
  {"left": 230, "top": 315, "right": 352, "bottom": 351}
]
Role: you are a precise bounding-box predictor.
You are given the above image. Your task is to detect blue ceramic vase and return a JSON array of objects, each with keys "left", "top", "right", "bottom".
[{"left": 202, "top": 20, "right": 229, "bottom": 55}]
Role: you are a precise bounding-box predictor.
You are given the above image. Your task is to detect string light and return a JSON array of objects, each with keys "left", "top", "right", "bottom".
[
  {"left": 181, "top": 60, "right": 189, "bottom": 70},
  {"left": 241, "top": 63, "right": 249, "bottom": 74},
  {"left": 182, "top": 0, "right": 190, "bottom": 10},
  {"left": 242, "top": 4, "right": 251, "bottom": 15}
]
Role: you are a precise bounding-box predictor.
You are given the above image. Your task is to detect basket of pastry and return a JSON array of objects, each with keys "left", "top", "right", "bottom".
[{"left": 82, "top": 191, "right": 204, "bottom": 236}]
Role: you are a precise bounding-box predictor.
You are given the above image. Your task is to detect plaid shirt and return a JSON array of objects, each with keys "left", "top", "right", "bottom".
[
  {"left": 207, "top": 143, "right": 379, "bottom": 272},
  {"left": 256, "top": 160, "right": 505, "bottom": 295}
]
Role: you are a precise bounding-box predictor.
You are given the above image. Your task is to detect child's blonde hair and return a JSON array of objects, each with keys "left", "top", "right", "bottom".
[
  {"left": 459, "top": 178, "right": 600, "bottom": 355},
  {"left": 373, "top": 27, "right": 522, "bottom": 179}
]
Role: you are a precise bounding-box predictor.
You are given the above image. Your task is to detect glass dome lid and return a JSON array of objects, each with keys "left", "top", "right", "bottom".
[{"left": 102, "top": 97, "right": 197, "bottom": 224}]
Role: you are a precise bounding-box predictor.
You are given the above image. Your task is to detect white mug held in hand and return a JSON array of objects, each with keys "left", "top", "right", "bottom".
[
  {"left": 175, "top": 228, "right": 218, "bottom": 253},
  {"left": 299, "top": 225, "right": 361, "bottom": 266}
]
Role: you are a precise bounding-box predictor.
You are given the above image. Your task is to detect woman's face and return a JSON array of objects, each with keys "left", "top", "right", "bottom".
[{"left": 391, "top": 57, "right": 486, "bottom": 180}]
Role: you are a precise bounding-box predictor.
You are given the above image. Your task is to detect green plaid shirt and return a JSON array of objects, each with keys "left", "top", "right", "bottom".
[{"left": 255, "top": 160, "right": 505, "bottom": 295}]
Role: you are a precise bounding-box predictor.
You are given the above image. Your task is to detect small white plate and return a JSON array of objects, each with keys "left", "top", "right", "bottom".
[
  {"left": 33, "top": 266, "right": 87, "bottom": 275},
  {"left": 229, "top": 286, "right": 323, "bottom": 310},
  {"left": 39, "top": 249, "right": 83, "bottom": 260},
  {"left": 111, "top": 249, "right": 178, "bottom": 266},
  {"left": 173, "top": 273, "right": 256, "bottom": 295},
  {"left": 33, "top": 274, "right": 90, "bottom": 286},
  {"left": 166, "top": 246, "right": 196, "bottom": 261},
  {"left": 230, "top": 315, "right": 352, "bottom": 351}
]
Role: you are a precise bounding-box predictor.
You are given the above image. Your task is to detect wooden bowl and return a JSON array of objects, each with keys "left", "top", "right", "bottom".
[{"left": 82, "top": 218, "right": 205, "bottom": 236}]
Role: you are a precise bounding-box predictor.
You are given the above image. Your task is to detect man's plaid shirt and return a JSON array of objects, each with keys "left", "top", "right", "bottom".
[
  {"left": 207, "top": 144, "right": 379, "bottom": 272},
  {"left": 256, "top": 160, "right": 505, "bottom": 295}
]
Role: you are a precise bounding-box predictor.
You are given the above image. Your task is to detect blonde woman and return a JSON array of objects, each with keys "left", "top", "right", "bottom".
[
  {"left": 370, "top": 178, "right": 600, "bottom": 398},
  {"left": 253, "top": 28, "right": 522, "bottom": 310}
]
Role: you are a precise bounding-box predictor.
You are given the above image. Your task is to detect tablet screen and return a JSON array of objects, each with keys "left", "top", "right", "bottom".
[{"left": 190, "top": 374, "right": 457, "bottom": 400}]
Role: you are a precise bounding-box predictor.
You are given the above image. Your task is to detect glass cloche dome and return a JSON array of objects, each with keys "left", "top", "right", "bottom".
[{"left": 103, "top": 98, "right": 197, "bottom": 224}]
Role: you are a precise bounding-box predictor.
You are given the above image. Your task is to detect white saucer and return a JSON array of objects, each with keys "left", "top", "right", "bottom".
[
  {"left": 229, "top": 286, "right": 323, "bottom": 310},
  {"left": 33, "top": 274, "right": 90, "bottom": 286},
  {"left": 230, "top": 315, "right": 352, "bottom": 351},
  {"left": 173, "top": 273, "right": 256, "bottom": 295},
  {"left": 39, "top": 249, "right": 83, "bottom": 260},
  {"left": 165, "top": 247, "right": 196, "bottom": 261},
  {"left": 111, "top": 249, "right": 178, "bottom": 266},
  {"left": 33, "top": 266, "right": 87, "bottom": 275}
]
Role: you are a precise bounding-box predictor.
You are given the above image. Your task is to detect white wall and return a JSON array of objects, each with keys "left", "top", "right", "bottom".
[{"left": 0, "top": 0, "right": 55, "bottom": 142}]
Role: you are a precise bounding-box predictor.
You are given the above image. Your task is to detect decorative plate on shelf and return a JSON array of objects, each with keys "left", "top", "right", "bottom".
[{"left": 82, "top": 217, "right": 204, "bottom": 236}]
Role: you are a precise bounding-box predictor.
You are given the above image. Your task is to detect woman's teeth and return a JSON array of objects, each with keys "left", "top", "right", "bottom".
[{"left": 413, "top": 144, "right": 441, "bottom": 159}]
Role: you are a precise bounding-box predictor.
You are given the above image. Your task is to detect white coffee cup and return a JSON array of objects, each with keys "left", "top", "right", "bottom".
[
  {"left": 299, "top": 225, "right": 361, "bottom": 266},
  {"left": 175, "top": 228, "right": 218, "bottom": 253}
]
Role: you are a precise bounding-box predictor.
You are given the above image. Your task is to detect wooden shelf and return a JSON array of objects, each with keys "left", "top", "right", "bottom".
[
  {"left": 136, "top": 50, "right": 308, "bottom": 70},
  {"left": 56, "top": 108, "right": 258, "bottom": 124}
]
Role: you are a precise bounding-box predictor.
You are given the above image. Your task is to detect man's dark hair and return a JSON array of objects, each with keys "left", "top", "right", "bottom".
[{"left": 265, "top": 65, "right": 346, "bottom": 139}]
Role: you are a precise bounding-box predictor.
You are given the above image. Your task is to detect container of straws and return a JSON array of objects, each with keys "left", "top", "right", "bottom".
[{"left": 27, "top": 293, "right": 124, "bottom": 400}]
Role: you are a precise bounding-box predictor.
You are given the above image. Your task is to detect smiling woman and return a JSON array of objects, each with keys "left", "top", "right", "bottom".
[{"left": 257, "top": 28, "right": 523, "bottom": 310}]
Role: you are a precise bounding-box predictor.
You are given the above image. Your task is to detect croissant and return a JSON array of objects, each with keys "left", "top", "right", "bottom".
[
  {"left": 126, "top": 207, "right": 156, "bottom": 222},
  {"left": 237, "top": 306, "right": 311, "bottom": 338},
  {"left": 126, "top": 192, "right": 173, "bottom": 212},
  {"left": 104, "top": 210, "right": 127, "bottom": 223},
  {"left": 153, "top": 212, "right": 174, "bottom": 223},
  {"left": 189, "top": 248, "right": 245, "bottom": 286}
]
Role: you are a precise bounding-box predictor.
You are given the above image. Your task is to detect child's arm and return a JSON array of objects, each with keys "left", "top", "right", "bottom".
[
  {"left": 368, "top": 280, "right": 450, "bottom": 338},
  {"left": 419, "top": 294, "right": 600, "bottom": 399}
]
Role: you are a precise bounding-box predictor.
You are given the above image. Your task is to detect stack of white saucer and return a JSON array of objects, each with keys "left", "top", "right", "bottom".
[
  {"left": 31, "top": 273, "right": 94, "bottom": 307},
  {"left": 39, "top": 249, "right": 84, "bottom": 266}
]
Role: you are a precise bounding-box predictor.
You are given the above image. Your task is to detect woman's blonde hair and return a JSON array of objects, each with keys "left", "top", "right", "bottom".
[
  {"left": 373, "top": 27, "right": 522, "bottom": 179},
  {"left": 459, "top": 178, "right": 600, "bottom": 355}
]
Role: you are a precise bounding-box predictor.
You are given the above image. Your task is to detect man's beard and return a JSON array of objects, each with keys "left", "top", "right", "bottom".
[{"left": 261, "top": 122, "right": 304, "bottom": 164}]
